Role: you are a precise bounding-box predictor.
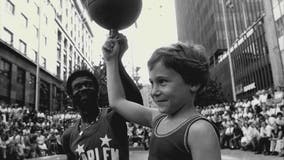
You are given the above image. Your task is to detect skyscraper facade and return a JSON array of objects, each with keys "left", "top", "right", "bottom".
[
  {"left": 175, "top": 0, "right": 283, "bottom": 100},
  {"left": 269, "top": 0, "right": 284, "bottom": 75}
]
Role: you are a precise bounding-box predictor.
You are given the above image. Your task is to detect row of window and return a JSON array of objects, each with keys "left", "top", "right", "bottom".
[
  {"left": 6, "top": 0, "right": 49, "bottom": 43},
  {"left": 2, "top": 27, "right": 46, "bottom": 68},
  {"left": 3, "top": 27, "right": 27, "bottom": 54},
  {"left": 0, "top": 56, "right": 63, "bottom": 109},
  {"left": 6, "top": 0, "right": 40, "bottom": 16},
  {"left": 57, "top": 28, "right": 90, "bottom": 80},
  {"left": 58, "top": 0, "right": 93, "bottom": 62}
]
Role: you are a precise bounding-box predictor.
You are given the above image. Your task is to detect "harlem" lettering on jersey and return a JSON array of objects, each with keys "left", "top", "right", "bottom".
[{"left": 75, "top": 134, "right": 119, "bottom": 160}]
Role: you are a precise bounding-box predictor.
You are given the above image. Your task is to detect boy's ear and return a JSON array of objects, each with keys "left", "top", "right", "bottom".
[{"left": 189, "top": 84, "right": 201, "bottom": 93}]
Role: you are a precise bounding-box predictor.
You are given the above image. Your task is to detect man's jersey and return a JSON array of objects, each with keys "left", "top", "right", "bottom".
[{"left": 61, "top": 110, "right": 128, "bottom": 160}]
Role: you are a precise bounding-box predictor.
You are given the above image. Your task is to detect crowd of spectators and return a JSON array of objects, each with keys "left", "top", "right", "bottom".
[
  {"left": 0, "top": 103, "right": 79, "bottom": 160},
  {"left": 200, "top": 88, "right": 284, "bottom": 157},
  {"left": 127, "top": 122, "right": 151, "bottom": 150},
  {"left": 1, "top": 87, "right": 284, "bottom": 159}
]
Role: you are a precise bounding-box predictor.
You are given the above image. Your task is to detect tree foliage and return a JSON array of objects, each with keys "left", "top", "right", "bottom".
[{"left": 194, "top": 79, "right": 227, "bottom": 107}]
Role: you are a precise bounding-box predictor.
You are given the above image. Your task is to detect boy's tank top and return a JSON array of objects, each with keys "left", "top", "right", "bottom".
[{"left": 148, "top": 114, "right": 219, "bottom": 160}]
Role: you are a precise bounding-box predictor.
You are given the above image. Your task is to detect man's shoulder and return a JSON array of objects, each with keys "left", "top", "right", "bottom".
[{"left": 62, "top": 121, "right": 79, "bottom": 138}]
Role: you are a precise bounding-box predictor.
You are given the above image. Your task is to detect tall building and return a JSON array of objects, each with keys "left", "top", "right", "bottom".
[
  {"left": 0, "top": 0, "right": 96, "bottom": 111},
  {"left": 265, "top": 0, "right": 284, "bottom": 83},
  {"left": 175, "top": 0, "right": 284, "bottom": 100}
]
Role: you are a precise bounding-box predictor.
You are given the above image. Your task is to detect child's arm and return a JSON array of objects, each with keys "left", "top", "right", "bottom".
[
  {"left": 188, "top": 120, "right": 221, "bottom": 160},
  {"left": 103, "top": 34, "right": 159, "bottom": 127}
]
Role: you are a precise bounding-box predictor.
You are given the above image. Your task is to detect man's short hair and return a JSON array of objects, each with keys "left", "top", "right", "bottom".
[{"left": 66, "top": 69, "right": 99, "bottom": 97}]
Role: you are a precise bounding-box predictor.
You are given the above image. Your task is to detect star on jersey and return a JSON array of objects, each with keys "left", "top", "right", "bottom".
[
  {"left": 100, "top": 134, "right": 112, "bottom": 147},
  {"left": 75, "top": 144, "right": 85, "bottom": 155}
]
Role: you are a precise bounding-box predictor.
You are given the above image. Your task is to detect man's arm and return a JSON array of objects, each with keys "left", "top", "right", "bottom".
[
  {"left": 119, "top": 58, "right": 143, "bottom": 105},
  {"left": 61, "top": 129, "right": 76, "bottom": 160}
]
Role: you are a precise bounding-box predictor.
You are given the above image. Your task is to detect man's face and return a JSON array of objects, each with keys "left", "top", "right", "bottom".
[{"left": 71, "top": 76, "right": 98, "bottom": 115}]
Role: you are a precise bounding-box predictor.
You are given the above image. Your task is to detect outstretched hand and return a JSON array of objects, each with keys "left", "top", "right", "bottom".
[{"left": 102, "top": 33, "right": 128, "bottom": 61}]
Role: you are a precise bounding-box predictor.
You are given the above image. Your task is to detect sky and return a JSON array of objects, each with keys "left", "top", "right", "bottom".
[{"left": 91, "top": 0, "right": 178, "bottom": 85}]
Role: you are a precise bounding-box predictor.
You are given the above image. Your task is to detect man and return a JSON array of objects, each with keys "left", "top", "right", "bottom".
[{"left": 61, "top": 54, "right": 143, "bottom": 160}]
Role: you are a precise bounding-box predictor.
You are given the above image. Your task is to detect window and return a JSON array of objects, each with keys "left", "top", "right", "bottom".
[
  {"left": 63, "top": 53, "right": 67, "bottom": 66},
  {"left": 57, "top": 30, "right": 62, "bottom": 42},
  {"left": 63, "top": 67, "right": 67, "bottom": 81},
  {"left": 272, "top": 0, "right": 279, "bottom": 8},
  {"left": 69, "top": 59, "right": 72, "bottom": 75},
  {"left": 276, "top": 16, "right": 284, "bottom": 37},
  {"left": 45, "top": 16, "right": 48, "bottom": 24},
  {"left": 3, "top": 28, "right": 13, "bottom": 45},
  {"left": 64, "top": 38, "right": 67, "bottom": 50},
  {"left": 66, "top": 8, "right": 68, "bottom": 17},
  {"left": 57, "top": 47, "right": 61, "bottom": 60},
  {"left": 44, "top": 36, "right": 47, "bottom": 46},
  {"left": 6, "top": 0, "right": 15, "bottom": 15},
  {"left": 41, "top": 57, "right": 46, "bottom": 68},
  {"left": 21, "top": 13, "right": 28, "bottom": 27},
  {"left": 273, "top": 5, "right": 282, "bottom": 20},
  {"left": 34, "top": 26, "right": 39, "bottom": 38},
  {"left": 29, "top": 74, "right": 35, "bottom": 87},
  {"left": 19, "top": 40, "right": 27, "bottom": 55},
  {"left": 69, "top": 46, "right": 73, "bottom": 55},
  {"left": 33, "top": 50, "right": 38, "bottom": 62},
  {"left": 17, "top": 67, "right": 25, "bottom": 84},
  {"left": 0, "top": 59, "right": 11, "bottom": 77},
  {"left": 56, "top": 62, "right": 61, "bottom": 78},
  {"left": 77, "top": 56, "right": 80, "bottom": 66},
  {"left": 34, "top": 3, "right": 39, "bottom": 15}
]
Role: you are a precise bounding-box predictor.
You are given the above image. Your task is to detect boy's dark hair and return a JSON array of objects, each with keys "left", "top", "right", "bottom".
[
  {"left": 66, "top": 69, "right": 99, "bottom": 97},
  {"left": 147, "top": 42, "right": 209, "bottom": 89}
]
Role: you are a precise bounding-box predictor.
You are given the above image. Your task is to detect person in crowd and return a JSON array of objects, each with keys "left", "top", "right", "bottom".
[
  {"left": 270, "top": 123, "right": 282, "bottom": 155},
  {"left": 230, "top": 122, "right": 243, "bottom": 149},
  {"left": 241, "top": 122, "right": 252, "bottom": 150},
  {"left": 61, "top": 56, "right": 143, "bottom": 160},
  {"left": 103, "top": 33, "right": 221, "bottom": 160},
  {"left": 36, "top": 130, "right": 48, "bottom": 157},
  {"left": 274, "top": 122, "right": 284, "bottom": 156},
  {"left": 221, "top": 122, "right": 234, "bottom": 149},
  {"left": 255, "top": 121, "right": 270, "bottom": 154}
]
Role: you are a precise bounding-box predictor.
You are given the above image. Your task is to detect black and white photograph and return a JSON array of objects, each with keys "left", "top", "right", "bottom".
[{"left": 0, "top": 0, "right": 283, "bottom": 160}]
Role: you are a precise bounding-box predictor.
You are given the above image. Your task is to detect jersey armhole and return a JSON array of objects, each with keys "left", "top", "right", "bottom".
[
  {"left": 183, "top": 116, "right": 220, "bottom": 153},
  {"left": 183, "top": 116, "right": 202, "bottom": 153}
]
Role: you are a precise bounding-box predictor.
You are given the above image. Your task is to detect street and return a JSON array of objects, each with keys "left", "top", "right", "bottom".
[{"left": 129, "top": 149, "right": 283, "bottom": 160}]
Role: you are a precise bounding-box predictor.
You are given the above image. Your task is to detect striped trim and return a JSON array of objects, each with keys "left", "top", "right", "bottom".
[{"left": 154, "top": 114, "right": 201, "bottom": 138}]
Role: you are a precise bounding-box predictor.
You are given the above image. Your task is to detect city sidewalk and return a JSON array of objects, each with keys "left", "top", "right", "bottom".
[
  {"left": 129, "top": 147, "right": 283, "bottom": 160},
  {"left": 221, "top": 149, "right": 283, "bottom": 160}
]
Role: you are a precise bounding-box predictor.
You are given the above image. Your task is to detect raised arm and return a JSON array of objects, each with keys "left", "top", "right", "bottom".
[{"left": 102, "top": 34, "right": 158, "bottom": 127}]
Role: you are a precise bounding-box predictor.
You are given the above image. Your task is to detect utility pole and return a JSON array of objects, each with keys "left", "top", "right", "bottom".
[
  {"left": 222, "top": 0, "right": 237, "bottom": 101},
  {"left": 35, "top": 0, "right": 42, "bottom": 111},
  {"left": 241, "top": 0, "right": 248, "bottom": 28}
]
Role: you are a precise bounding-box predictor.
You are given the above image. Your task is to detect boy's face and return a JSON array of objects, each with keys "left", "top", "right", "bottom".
[{"left": 149, "top": 61, "right": 193, "bottom": 115}]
